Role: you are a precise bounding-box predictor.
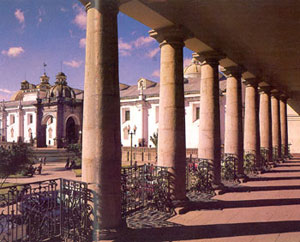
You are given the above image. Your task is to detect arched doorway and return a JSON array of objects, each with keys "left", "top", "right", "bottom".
[
  {"left": 39, "top": 115, "right": 55, "bottom": 147},
  {"left": 66, "top": 117, "right": 78, "bottom": 144}
]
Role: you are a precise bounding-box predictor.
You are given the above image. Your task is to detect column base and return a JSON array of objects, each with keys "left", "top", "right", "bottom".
[
  {"left": 93, "top": 220, "right": 127, "bottom": 241},
  {"left": 172, "top": 196, "right": 190, "bottom": 207}
]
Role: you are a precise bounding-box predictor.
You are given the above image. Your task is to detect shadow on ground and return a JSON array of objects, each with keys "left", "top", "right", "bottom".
[
  {"left": 219, "top": 184, "right": 300, "bottom": 194},
  {"left": 263, "top": 169, "right": 300, "bottom": 173},
  {"left": 114, "top": 220, "right": 300, "bottom": 242},
  {"left": 178, "top": 197, "right": 300, "bottom": 214}
]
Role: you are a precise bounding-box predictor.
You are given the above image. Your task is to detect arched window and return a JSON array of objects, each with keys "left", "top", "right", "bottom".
[
  {"left": 10, "top": 128, "right": 14, "bottom": 138},
  {"left": 47, "top": 116, "right": 53, "bottom": 125}
]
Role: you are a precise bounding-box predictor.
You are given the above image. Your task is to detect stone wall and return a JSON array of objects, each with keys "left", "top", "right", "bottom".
[{"left": 121, "top": 147, "right": 198, "bottom": 164}]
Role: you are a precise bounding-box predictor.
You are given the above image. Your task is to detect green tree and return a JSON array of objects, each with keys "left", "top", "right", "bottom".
[
  {"left": 150, "top": 132, "right": 158, "bottom": 148},
  {"left": 66, "top": 143, "right": 82, "bottom": 167},
  {"left": 0, "top": 142, "right": 33, "bottom": 187}
]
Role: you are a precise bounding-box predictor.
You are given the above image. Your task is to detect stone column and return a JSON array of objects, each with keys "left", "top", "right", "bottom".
[
  {"left": 280, "top": 95, "right": 288, "bottom": 158},
  {"left": 195, "top": 51, "right": 225, "bottom": 186},
  {"left": 224, "top": 66, "right": 244, "bottom": 175},
  {"left": 18, "top": 103, "right": 24, "bottom": 142},
  {"left": 149, "top": 26, "right": 190, "bottom": 201},
  {"left": 259, "top": 86, "right": 272, "bottom": 162},
  {"left": 243, "top": 78, "right": 261, "bottom": 168},
  {"left": 1, "top": 105, "right": 7, "bottom": 141},
  {"left": 271, "top": 90, "right": 282, "bottom": 161},
  {"left": 81, "top": 0, "right": 122, "bottom": 238}
]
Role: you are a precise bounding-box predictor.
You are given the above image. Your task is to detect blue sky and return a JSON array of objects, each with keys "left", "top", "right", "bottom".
[{"left": 0, "top": 0, "right": 193, "bottom": 100}]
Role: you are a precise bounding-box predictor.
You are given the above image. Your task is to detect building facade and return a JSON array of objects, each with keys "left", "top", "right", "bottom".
[{"left": 0, "top": 72, "right": 83, "bottom": 148}]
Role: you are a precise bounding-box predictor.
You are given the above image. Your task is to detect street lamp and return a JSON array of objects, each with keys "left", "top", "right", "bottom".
[{"left": 128, "top": 125, "right": 137, "bottom": 166}]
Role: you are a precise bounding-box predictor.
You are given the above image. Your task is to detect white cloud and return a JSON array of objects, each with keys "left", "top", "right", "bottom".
[
  {"left": 1, "top": 47, "right": 25, "bottom": 57},
  {"left": 60, "top": 7, "right": 67, "bottom": 12},
  {"left": 73, "top": 4, "right": 86, "bottom": 30},
  {"left": 119, "top": 38, "right": 132, "bottom": 56},
  {"left": 15, "top": 9, "right": 25, "bottom": 24},
  {"left": 0, "top": 88, "right": 13, "bottom": 94},
  {"left": 63, "top": 60, "right": 83, "bottom": 68},
  {"left": 184, "top": 58, "right": 192, "bottom": 67},
  {"left": 79, "top": 38, "right": 86, "bottom": 48},
  {"left": 15, "top": 9, "right": 25, "bottom": 29},
  {"left": 37, "top": 7, "right": 46, "bottom": 25},
  {"left": 133, "top": 36, "right": 154, "bottom": 48},
  {"left": 151, "top": 69, "right": 160, "bottom": 78},
  {"left": 146, "top": 47, "right": 160, "bottom": 58}
]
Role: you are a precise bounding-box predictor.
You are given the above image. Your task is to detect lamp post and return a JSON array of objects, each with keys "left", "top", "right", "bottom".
[
  {"left": 78, "top": 130, "right": 82, "bottom": 144},
  {"left": 128, "top": 125, "right": 137, "bottom": 166}
]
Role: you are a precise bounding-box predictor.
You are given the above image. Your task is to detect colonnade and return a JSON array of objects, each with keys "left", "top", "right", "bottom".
[{"left": 79, "top": 0, "right": 290, "bottom": 238}]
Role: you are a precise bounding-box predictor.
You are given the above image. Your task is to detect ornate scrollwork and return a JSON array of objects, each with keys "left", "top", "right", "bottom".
[
  {"left": 186, "top": 158, "right": 215, "bottom": 195},
  {"left": 121, "top": 164, "right": 172, "bottom": 217},
  {"left": 221, "top": 153, "right": 238, "bottom": 181}
]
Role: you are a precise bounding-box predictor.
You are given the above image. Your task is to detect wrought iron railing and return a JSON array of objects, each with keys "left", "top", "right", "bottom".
[
  {"left": 244, "top": 151, "right": 257, "bottom": 174},
  {"left": 121, "top": 164, "right": 172, "bottom": 217},
  {"left": 221, "top": 153, "right": 238, "bottom": 181},
  {"left": 273, "top": 146, "right": 279, "bottom": 162},
  {"left": 0, "top": 179, "right": 92, "bottom": 242},
  {"left": 186, "top": 158, "right": 214, "bottom": 194},
  {"left": 260, "top": 147, "right": 270, "bottom": 168},
  {"left": 288, "top": 143, "right": 293, "bottom": 158}
]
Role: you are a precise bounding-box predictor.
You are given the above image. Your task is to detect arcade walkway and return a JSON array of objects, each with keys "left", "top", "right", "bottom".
[{"left": 116, "top": 157, "right": 300, "bottom": 242}]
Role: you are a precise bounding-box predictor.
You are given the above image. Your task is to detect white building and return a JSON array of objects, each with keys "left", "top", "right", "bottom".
[
  {"left": 119, "top": 58, "right": 227, "bottom": 148},
  {"left": 0, "top": 72, "right": 83, "bottom": 148}
]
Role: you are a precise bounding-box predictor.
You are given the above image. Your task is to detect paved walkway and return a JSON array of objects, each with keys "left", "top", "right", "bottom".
[
  {"left": 6, "top": 162, "right": 80, "bottom": 184},
  {"left": 116, "top": 158, "right": 300, "bottom": 242}
]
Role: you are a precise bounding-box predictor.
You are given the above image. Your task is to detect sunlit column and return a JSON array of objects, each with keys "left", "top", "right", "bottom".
[
  {"left": 259, "top": 86, "right": 273, "bottom": 162},
  {"left": 150, "top": 26, "right": 191, "bottom": 201},
  {"left": 243, "top": 78, "right": 261, "bottom": 168},
  {"left": 271, "top": 90, "right": 282, "bottom": 161},
  {"left": 280, "top": 94, "right": 288, "bottom": 158},
  {"left": 224, "top": 66, "right": 244, "bottom": 175},
  {"left": 81, "top": 0, "right": 122, "bottom": 239},
  {"left": 195, "top": 51, "right": 225, "bottom": 186}
]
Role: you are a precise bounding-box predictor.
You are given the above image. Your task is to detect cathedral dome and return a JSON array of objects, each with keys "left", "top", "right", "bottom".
[
  {"left": 37, "top": 73, "right": 51, "bottom": 90},
  {"left": 46, "top": 72, "right": 75, "bottom": 99},
  {"left": 10, "top": 90, "right": 24, "bottom": 101},
  {"left": 184, "top": 57, "right": 201, "bottom": 78}
]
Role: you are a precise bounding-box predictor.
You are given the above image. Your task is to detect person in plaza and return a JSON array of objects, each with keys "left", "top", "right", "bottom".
[
  {"left": 69, "top": 159, "right": 75, "bottom": 169},
  {"left": 65, "top": 158, "right": 70, "bottom": 170},
  {"left": 37, "top": 163, "right": 42, "bottom": 175},
  {"left": 43, "top": 157, "right": 47, "bottom": 165}
]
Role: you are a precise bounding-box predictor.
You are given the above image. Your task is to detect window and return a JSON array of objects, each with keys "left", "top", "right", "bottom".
[
  {"left": 10, "top": 115, "right": 15, "bottom": 125},
  {"left": 28, "top": 128, "right": 32, "bottom": 139},
  {"left": 28, "top": 114, "right": 33, "bottom": 125},
  {"left": 47, "top": 116, "right": 53, "bottom": 125},
  {"left": 48, "top": 128, "right": 53, "bottom": 139},
  {"left": 192, "top": 104, "right": 200, "bottom": 122},
  {"left": 123, "top": 127, "right": 129, "bottom": 140},
  {"left": 196, "top": 107, "right": 200, "bottom": 120},
  {"left": 10, "top": 128, "right": 14, "bottom": 138},
  {"left": 125, "top": 110, "right": 130, "bottom": 122}
]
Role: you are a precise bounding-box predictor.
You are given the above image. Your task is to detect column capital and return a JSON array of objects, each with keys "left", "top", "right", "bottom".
[
  {"left": 81, "top": 0, "right": 119, "bottom": 13},
  {"left": 258, "top": 86, "right": 272, "bottom": 94},
  {"left": 149, "top": 25, "right": 193, "bottom": 48},
  {"left": 271, "top": 89, "right": 281, "bottom": 98},
  {"left": 279, "top": 93, "right": 289, "bottom": 101},
  {"left": 223, "top": 65, "right": 245, "bottom": 78},
  {"left": 243, "top": 78, "right": 259, "bottom": 88},
  {"left": 194, "top": 51, "right": 225, "bottom": 66}
]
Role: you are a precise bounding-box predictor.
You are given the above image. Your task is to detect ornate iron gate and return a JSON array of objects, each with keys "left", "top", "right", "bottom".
[{"left": 0, "top": 179, "right": 92, "bottom": 242}]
